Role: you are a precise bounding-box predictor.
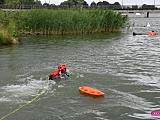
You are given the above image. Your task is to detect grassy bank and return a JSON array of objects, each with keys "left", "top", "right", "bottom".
[
  {"left": 0, "top": 9, "right": 129, "bottom": 44},
  {"left": 0, "top": 23, "right": 19, "bottom": 45},
  {"left": 0, "top": 10, "right": 20, "bottom": 45}
]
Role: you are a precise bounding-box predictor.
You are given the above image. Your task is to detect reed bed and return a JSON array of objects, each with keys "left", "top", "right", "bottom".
[
  {"left": 21, "top": 9, "right": 128, "bottom": 35},
  {"left": 0, "top": 9, "right": 129, "bottom": 43}
]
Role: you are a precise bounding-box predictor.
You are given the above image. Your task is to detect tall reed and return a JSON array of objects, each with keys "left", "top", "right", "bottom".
[
  {"left": 0, "top": 9, "right": 129, "bottom": 38},
  {"left": 21, "top": 9, "right": 129, "bottom": 35}
]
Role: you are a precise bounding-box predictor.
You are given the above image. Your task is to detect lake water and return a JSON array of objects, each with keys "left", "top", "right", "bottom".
[{"left": 0, "top": 13, "right": 160, "bottom": 120}]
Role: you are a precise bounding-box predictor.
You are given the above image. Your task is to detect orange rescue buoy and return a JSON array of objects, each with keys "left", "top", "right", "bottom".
[{"left": 79, "top": 86, "right": 105, "bottom": 97}]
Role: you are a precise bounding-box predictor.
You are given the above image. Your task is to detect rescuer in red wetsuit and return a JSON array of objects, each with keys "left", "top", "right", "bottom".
[{"left": 49, "top": 64, "right": 69, "bottom": 80}]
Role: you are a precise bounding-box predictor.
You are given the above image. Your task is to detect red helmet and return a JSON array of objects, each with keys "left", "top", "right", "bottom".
[{"left": 58, "top": 64, "right": 68, "bottom": 70}]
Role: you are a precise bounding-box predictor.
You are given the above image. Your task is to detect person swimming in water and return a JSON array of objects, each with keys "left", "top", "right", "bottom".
[
  {"left": 49, "top": 64, "right": 70, "bottom": 80},
  {"left": 133, "top": 30, "right": 157, "bottom": 36}
]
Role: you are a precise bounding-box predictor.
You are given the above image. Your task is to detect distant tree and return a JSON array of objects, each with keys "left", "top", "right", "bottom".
[
  {"left": 0, "top": 0, "right": 5, "bottom": 4},
  {"left": 97, "top": 1, "right": 110, "bottom": 9},
  {"left": 142, "top": 4, "right": 155, "bottom": 10},
  {"left": 90, "top": 1, "right": 97, "bottom": 8},
  {"left": 102, "top": 1, "right": 110, "bottom": 8},
  {"left": 97, "top": 1, "right": 103, "bottom": 8},
  {"left": 5, "top": 0, "right": 41, "bottom": 5},
  {"left": 82, "top": 1, "right": 89, "bottom": 8},
  {"left": 103, "top": 1, "right": 109, "bottom": 6},
  {"left": 38, "top": 1, "right": 42, "bottom": 5},
  {"left": 113, "top": 2, "right": 122, "bottom": 9},
  {"left": 70, "top": 0, "right": 87, "bottom": 7},
  {"left": 34, "top": 0, "right": 42, "bottom": 5},
  {"left": 60, "top": 1, "right": 74, "bottom": 8},
  {"left": 132, "top": 5, "right": 138, "bottom": 10},
  {"left": 43, "top": 3, "right": 49, "bottom": 6},
  {"left": 114, "top": 2, "right": 120, "bottom": 6},
  {"left": 60, "top": 0, "right": 88, "bottom": 8}
]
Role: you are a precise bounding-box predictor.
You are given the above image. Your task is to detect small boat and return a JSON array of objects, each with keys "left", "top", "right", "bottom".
[{"left": 79, "top": 86, "right": 105, "bottom": 97}]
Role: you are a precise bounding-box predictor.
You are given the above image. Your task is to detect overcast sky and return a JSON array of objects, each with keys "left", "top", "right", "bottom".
[{"left": 40, "top": 0, "right": 160, "bottom": 6}]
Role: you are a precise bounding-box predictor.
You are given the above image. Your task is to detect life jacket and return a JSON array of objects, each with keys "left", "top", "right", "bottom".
[
  {"left": 49, "top": 64, "right": 69, "bottom": 80},
  {"left": 49, "top": 69, "right": 61, "bottom": 79},
  {"left": 147, "top": 31, "right": 156, "bottom": 36}
]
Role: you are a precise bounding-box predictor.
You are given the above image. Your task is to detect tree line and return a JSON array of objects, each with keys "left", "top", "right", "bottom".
[
  {"left": 0, "top": 0, "right": 120, "bottom": 6},
  {"left": 0, "top": 0, "right": 158, "bottom": 10}
]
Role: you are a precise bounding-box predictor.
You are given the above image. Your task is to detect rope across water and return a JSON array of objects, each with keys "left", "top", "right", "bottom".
[{"left": 0, "top": 79, "right": 49, "bottom": 120}]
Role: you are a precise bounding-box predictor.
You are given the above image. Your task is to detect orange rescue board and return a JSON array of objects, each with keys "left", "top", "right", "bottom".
[{"left": 79, "top": 86, "right": 105, "bottom": 97}]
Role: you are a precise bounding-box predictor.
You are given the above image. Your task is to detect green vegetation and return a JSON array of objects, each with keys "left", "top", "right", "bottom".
[
  {"left": 0, "top": 10, "right": 20, "bottom": 45},
  {"left": 22, "top": 9, "right": 128, "bottom": 35},
  {"left": 0, "top": 9, "right": 129, "bottom": 45}
]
